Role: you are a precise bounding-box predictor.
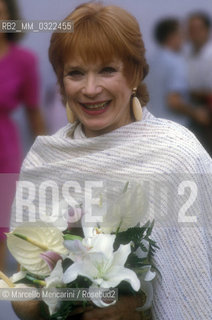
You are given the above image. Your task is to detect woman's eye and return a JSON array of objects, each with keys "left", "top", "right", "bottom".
[
  {"left": 101, "top": 67, "right": 116, "bottom": 74},
  {"left": 68, "top": 70, "right": 83, "bottom": 77}
]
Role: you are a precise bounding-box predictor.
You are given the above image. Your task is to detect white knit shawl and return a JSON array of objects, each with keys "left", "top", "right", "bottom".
[{"left": 11, "top": 108, "right": 212, "bottom": 320}]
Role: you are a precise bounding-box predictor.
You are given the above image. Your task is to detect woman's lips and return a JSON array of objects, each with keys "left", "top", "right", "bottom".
[
  {"left": 80, "top": 100, "right": 111, "bottom": 115},
  {"left": 80, "top": 100, "right": 110, "bottom": 106}
]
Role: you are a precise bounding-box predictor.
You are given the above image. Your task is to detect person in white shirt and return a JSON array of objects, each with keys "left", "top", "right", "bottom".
[{"left": 146, "top": 18, "right": 204, "bottom": 128}]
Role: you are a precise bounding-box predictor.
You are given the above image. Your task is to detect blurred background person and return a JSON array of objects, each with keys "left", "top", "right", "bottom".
[
  {"left": 185, "top": 11, "right": 212, "bottom": 155},
  {"left": 146, "top": 18, "right": 205, "bottom": 128},
  {"left": 0, "top": 0, "right": 46, "bottom": 272}
]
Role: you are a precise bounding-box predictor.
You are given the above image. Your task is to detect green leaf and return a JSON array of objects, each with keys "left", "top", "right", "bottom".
[
  {"left": 63, "top": 234, "right": 83, "bottom": 241},
  {"left": 139, "top": 243, "right": 148, "bottom": 252},
  {"left": 146, "top": 220, "right": 155, "bottom": 237},
  {"left": 49, "top": 301, "right": 74, "bottom": 320},
  {"left": 142, "top": 220, "right": 151, "bottom": 229}
]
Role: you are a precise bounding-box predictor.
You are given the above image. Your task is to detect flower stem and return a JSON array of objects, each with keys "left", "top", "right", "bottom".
[
  {"left": 13, "top": 233, "right": 49, "bottom": 251},
  {"left": 0, "top": 271, "right": 15, "bottom": 288},
  {"left": 26, "top": 274, "right": 46, "bottom": 286}
]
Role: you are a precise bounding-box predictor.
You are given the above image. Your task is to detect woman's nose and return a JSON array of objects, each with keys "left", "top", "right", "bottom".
[{"left": 82, "top": 74, "right": 102, "bottom": 96}]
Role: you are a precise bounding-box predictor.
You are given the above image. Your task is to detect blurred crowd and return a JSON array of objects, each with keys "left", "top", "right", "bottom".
[{"left": 146, "top": 12, "right": 212, "bottom": 156}]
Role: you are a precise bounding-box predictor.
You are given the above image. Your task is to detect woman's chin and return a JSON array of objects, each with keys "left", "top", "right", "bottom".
[{"left": 82, "top": 119, "right": 114, "bottom": 137}]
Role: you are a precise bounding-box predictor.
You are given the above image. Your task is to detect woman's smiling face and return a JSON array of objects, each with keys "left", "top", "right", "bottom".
[{"left": 63, "top": 58, "right": 133, "bottom": 137}]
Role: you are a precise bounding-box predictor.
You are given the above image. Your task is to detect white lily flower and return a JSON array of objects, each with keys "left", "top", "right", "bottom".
[
  {"left": 43, "top": 296, "right": 61, "bottom": 316},
  {"left": 63, "top": 235, "right": 140, "bottom": 304},
  {"left": 42, "top": 260, "right": 64, "bottom": 316},
  {"left": 43, "top": 260, "right": 65, "bottom": 315},
  {"left": 64, "top": 234, "right": 115, "bottom": 262},
  {"left": 7, "top": 221, "right": 68, "bottom": 276},
  {"left": 64, "top": 239, "right": 90, "bottom": 262},
  {"left": 45, "top": 260, "right": 64, "bottom": 288},
  {"left": 88, "top": 285, "right": 117, "bottom": 308},
  {"left": 81, "top": 223, "right": 103, "bottom": 238}
]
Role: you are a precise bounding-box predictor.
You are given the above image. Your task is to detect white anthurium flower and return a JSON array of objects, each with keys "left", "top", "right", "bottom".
[
  {"left": 63, "top": 237, "right": 140, "bottom": 304},
  {"left": 7, "top": 221, "right": 68, "bottom": 276},
  {"left": 0, "top": 280, "right": 31, "bottom": 289},
  {"left": 10, "top": 271, "right": 27, "bottom": 283},
  {"left": 0, "top": 270, "right": 15, "bottom": 288},
  {"left": 94, "top": 183, "right": 147, "bottom": 234},
  {"left": 43, "top": 260, "right": 65, "bottom": 316},
  {"left": 0, "top": 271, "right": 29, "bottom": 289},
  {"left": 0, "top": 279, "right": 11, "bottom": 289}
]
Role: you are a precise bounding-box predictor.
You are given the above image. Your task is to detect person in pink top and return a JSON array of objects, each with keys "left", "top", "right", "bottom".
[{"left": 0, "top": 0, "right": 46, "bottom": 271}]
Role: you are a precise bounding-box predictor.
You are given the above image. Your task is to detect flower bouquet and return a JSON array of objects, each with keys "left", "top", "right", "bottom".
[{"left": 0, "top": 182, "right": 159, "bottom": 319}]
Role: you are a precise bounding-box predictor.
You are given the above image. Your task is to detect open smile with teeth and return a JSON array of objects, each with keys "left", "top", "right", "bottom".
[{"left": 80, "top": 101, "right": 111, "bottom": 110}]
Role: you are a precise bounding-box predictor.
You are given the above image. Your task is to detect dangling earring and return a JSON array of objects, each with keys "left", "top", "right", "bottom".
[
  {"left": 132, "top": 88, "right": 142, "bottom": 121},
  {"left": 66, "top": 102, "right": 76, "bottom": 124}
]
